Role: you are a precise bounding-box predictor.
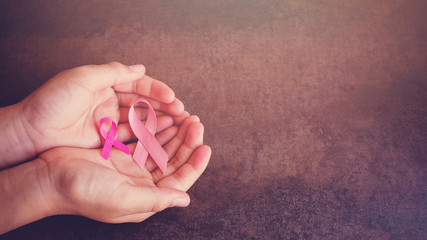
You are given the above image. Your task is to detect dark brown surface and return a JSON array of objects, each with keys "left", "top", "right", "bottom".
[{"left": 1, "top": 0, "right": 426, "bottom": 239}]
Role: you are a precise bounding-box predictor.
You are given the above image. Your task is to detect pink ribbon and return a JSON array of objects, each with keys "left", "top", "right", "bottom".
[
  {"left": 99, "top": 117, "right": 130, "bottom": 159},
  {"left": 129, "top": 97, "right": 169, "bottom": 174}
]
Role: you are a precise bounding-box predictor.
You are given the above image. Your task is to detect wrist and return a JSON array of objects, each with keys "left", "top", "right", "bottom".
[
  {"left": 33, "top": 154, "right": 78, "bottom": 217},
  {"left": 0, "top": 103, "right": 38, "bottom": 169},
  {"left": 0, "top": 158, "right": 62, "bottom": 234},
  {"left": 31, "top": 158, "right": 70, "bottom": 216}
]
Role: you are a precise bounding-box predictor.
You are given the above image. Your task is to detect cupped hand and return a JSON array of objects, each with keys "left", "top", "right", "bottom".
[
  {"left": 37, "top": 115, "right": 211, "bottom": 223},
  {"left": 17, "top": 62, "right": 185, "bottom": 158}
]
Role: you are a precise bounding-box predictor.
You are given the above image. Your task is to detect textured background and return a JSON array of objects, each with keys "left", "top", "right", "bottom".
[{"left": 1, "top": 0, "right": 426, "bottom": 239}]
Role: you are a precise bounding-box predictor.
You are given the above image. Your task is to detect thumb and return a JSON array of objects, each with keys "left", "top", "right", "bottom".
[
  {"left": 65, "top": 62, "right": 146, "bottom": 92},
  {"left": 118, "top": 184, "right": 190, "bottom": 213}
]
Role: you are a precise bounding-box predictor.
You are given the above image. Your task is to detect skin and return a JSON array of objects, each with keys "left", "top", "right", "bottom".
[
  {"left": 0, "top": 62, "right": 186, "bottom": 169},
  {"left": 0, "top": 116, "right": 211, "bottom": 234},
  {"left": 0, "top": 62, "right": 211, "bottom": 234}
]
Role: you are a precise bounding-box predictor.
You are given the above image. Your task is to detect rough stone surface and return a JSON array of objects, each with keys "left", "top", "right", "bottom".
[{"left": 0, "top": 0, "right": 426, "bottom": 239}]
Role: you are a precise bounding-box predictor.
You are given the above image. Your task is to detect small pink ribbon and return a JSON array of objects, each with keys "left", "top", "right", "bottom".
[
  {"left": 99, "top": 117, "right": 130, "bottom": 159},
  {"left": 129, "top": 97, "right": 169, "bottom": 174}
]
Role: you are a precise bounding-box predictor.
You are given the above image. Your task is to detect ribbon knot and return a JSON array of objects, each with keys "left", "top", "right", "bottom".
[
  {"left": 129, "top": 97, "right": 169, "bottom": 174},
  {"left": 99, "top": 117, "right": 130, "bottom": 159}
]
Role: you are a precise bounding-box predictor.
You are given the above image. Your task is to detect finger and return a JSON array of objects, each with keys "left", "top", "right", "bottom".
[
  {"left": 155, "top": 126, "right": 179, "bottom": 146},
  {"left": 117, "top": 92, "right": 146, "bottom": 106},
  {"left": 63, "top": 62, "right": 146, "bottom": 92},
  {"left": 157, "top": 145, "right": 211, "bottom": 192},
  {"left": 117, "top": 115, "right": 174, "bottom": 143},
  {"left": 173, "top": 111, "right": 190, "bottom": 126},
  {"left": 119, "top": 107, "right": 165, "bottom": 123},
  {"left": 117, "top": 93, "right": 184, "bottom": 116},
  {"left": 113, "top": 74, "right": 175, "bottom": 104},
  {"left": 145, "top": 115, "right": 200, "bottom": 172},
  {"left": 152, "top": 122, "right": 204, "bottom": 182},
  {"left": 113, "top": 184, "right": 190, "bottom": 214},
  {"left": 125, "top": 142, "right": 137, "bottom": 154}
]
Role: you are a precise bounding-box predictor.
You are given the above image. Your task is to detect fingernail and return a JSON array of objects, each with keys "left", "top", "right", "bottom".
[
  {"left": 129, "top": 64, "right": 145, "bottom": 72},
  {"left": 172, "top": 197, "right": 189, "bottom": 207}
]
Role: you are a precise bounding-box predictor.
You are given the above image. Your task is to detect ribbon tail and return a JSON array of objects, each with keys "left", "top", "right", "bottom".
[
  {"left": 141, "top": 134, "right": 169, "bottom": 175},
  {"left": 133, "top": 141, "right": 149, "bottom": 170},
  {"left": 101, "top": 147, "right": 110, "bottom": 160},
  {"left": 113, "top": 139, "right": 130, "bottom": 155}
]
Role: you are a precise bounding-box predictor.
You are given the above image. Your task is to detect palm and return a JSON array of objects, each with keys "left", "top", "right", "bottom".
[
  {"left": 24, "top": 82, "right": 118, "bottom": 149},
  {"left": 39, "top": 115, "right": 211, "bottom": 223},
  {"left": 42, "top": 146, "right": 155, "bottom": 222}
]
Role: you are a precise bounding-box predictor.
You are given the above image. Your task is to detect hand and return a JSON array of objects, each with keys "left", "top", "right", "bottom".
[
  {"left": 37, "top": 115, "right": 211, "bottom": 223},
  {"left": 2, "top": 62, "right": 185, "bottom": 168}
]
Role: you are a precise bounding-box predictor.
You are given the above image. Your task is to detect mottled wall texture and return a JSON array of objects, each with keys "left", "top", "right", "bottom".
[{"left": 1, "top": 0, "right": 426, "bottom": 239}]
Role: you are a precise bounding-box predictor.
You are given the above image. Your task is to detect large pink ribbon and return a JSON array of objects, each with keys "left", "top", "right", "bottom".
[
  {"left": 99, "top": 117, "right": 130, "bottom": 159},
  {"left": 129, "top": 97, "right": 169, "bottom": 174}
]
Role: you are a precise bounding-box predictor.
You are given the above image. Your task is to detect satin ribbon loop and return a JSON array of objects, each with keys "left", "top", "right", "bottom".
[
  {"left": 129, "top": 97, "right": 169, "bottom": 174},
  {"left": 99, "top": 117, "right": 130, "bottom": 159}
]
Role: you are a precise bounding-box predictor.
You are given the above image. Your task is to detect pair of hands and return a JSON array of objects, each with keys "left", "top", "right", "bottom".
[{"left": 0, "top": 62, "right": 211, "bottom": 234}]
